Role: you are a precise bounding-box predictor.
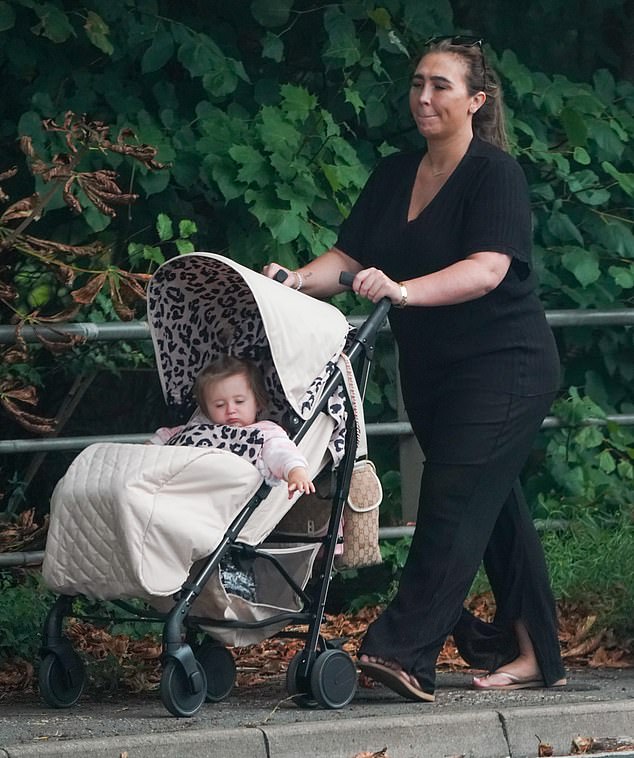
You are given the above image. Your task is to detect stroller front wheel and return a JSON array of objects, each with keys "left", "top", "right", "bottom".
[
  {"left": 39, "top": 651, "right": 85, "bottom": 708},
  {"left": 195, "top": 641, "right": 236, "bottom": 702},
  {"left": 160, "top": 658, "right": 208, "bottom": 717},
  {"left": 310, "top": 649, "right": 357, "bottom": 709}
]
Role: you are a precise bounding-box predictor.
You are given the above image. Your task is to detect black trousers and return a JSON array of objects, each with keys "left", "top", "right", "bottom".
[{"left": 359, "top": 385, "right": 566, "bottom": 695}]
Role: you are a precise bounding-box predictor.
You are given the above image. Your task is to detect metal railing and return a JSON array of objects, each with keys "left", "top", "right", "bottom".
[
  {"left": 1, "top": 309, "right": 633, "bottom": 566},
  {"left": 1, "top": 308, "right": 634, "bottom": 345},
  {"left": 2, "top": 309, "right": 633, "bottom": 457}
]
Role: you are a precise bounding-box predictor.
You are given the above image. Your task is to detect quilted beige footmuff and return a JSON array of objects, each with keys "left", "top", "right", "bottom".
[{"left": 42, "top": 416, "right": 332, "bottom": 645}]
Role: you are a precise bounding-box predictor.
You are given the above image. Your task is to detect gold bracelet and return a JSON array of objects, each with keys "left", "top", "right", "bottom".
[{"left": 395, "top": 282, "right": 408, "bottom": 308}]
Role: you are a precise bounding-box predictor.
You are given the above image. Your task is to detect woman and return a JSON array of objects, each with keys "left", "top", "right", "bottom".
[{"left": 263, "top": 37, "right": 566, "bottom": 702}]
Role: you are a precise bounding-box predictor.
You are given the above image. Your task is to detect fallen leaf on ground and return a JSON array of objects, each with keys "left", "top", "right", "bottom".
[{"left": 571, "top": 735, "right": 634, "bottom": 753}]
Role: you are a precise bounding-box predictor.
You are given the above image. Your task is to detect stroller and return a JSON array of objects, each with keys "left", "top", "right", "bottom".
[{"left": 39, "top": 252, "right": 390, "bottom": 717}]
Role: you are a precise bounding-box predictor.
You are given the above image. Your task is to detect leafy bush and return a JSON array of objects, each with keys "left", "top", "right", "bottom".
[
  {"left": 0, "top": 2, "right": 633, "bottom": 635},
  {"left": 528, "top": 388, "right": 634, "bottom": 525},
  {"left": 0, "top": 570, "right": 53, "bottom": 663}
]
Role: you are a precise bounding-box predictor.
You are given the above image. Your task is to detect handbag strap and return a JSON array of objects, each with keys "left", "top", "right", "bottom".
[{"left": 341, "top": 353, "right": 363, "bottom": 455}]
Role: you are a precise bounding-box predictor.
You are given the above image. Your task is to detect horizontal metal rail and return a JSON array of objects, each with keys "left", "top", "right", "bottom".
[
  {"left": 0, "top": 308, "right": 633, "bottom": 344},
  {"left": 2, "top": 412, "right": 634, "bottom": 455},
  {"left": 0, "top": 321, "right": 151, "bottom": 343},
  {"left": 0, "top": 515, "right": 573, "bottom": 569}
]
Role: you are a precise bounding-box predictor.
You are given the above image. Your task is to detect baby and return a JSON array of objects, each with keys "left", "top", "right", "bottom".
[{"left": 149, "top": 355, "right": 315, "bottom": 499}]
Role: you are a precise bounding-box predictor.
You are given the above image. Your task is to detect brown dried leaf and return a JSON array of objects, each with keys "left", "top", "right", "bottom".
[
  {"left": 0, "top": 280, "right": 17, "bottom": 301},
  {"left": 82, "top": 185, "right": 116, "bottom": 217},
  {"left": 1, "top": 384, "right": 38, "bottom": 406},
  {"left": 0, "top": 166, "right": 18, "bottom": 183},
  {"left": 35, "top": 330, "right": 86, "bottom": 354},
  {"left": 22, "top": 233, "right": 106, "bottom": 260},
  {"left": 89, "top": 188, "right": 139, "bottom": 206},
  {"left": 0, "top": 659, "right": 34, "bottom": 690},
  {"left": 29, "top": 159, "right": 48, "bottom": 176},
  {"left": 108, "top": 274, "right": 136, "bottom": 320},
  {"left": 50, "top": 152, "right": 73, "bottom": 166},
  {"left": 0, "top": 396, "right": 56, "bottom": 433},
  {"left": 112, "top": 299, "right": 135, "bottom": 321},
  {"left": 53, "top": 263, "right": 76, "bottom": 287},
  {"left": 63, "top": 178, "right": 82, "bottom": 215},
  {"left": 563, "top": 632, "right": 603, "bottom": 659},
  {"left": 85, "top": 169, "right": 122, "bottom": 194},
  {"left": 0, "top": 194, "right": 41, "bottom": 224},
  {"left": 29, "top": 304, "right": 82, "bottom": 323},
  {"left": 71, "top": 272, "right": 107, "bottom": 304},
  {"left": 119, "top": 272, "right": 149, "bottom": 301},
  {"left": 1, "top": 344, "right": 28, "bottom": 364},
  {"left": 107, "top": 142, "right": 167, "bottom": 170},
  {"left": 19, "top": 136, "right": 35, "bottom": 158}
]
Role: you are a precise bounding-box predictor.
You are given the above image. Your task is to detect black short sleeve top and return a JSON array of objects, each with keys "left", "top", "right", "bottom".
[{"left": 335, "top": 137, "right": 560, "bottom": 400}]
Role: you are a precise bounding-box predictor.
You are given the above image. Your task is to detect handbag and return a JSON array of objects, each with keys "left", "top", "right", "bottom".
[
  {"left": 335, "top": 458, "right": 383, "bottom": 569},
  {"left": 334, "top": 355, "right": 383, "bottom": 569}
]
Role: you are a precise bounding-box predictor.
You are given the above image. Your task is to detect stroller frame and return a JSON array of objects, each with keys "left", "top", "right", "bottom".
[{"left": 39, "top": 292, "right": 391, "bottom": 717}]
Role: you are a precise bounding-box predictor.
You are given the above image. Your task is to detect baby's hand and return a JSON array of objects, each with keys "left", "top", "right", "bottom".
[{"left": 287, "top": 467, "right": 315, "bottom": 499}]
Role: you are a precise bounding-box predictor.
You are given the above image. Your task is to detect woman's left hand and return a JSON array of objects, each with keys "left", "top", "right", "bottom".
[{"left": 354, "top": 267, "right": 402, "bottom": 305}]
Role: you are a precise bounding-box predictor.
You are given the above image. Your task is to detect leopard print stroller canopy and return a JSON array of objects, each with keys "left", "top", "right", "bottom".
[{"left": 147, "top": 252, "right": 351, "bottom": 426}]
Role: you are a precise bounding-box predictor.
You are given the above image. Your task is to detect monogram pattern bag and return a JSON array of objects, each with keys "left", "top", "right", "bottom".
[
  {"left": 334, "top": 356, "right": 383, "bottom": 569},
  {"left": 335, "top": 458, "right": 383, "bottom": 569}
]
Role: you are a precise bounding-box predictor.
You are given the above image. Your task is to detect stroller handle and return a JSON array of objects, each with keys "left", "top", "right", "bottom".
[
  {"left": 274, "top": 268, "right": 390, "bottom": 343},
  {"left": 338, "top": 272, "right": 392, "bottom": 357}
]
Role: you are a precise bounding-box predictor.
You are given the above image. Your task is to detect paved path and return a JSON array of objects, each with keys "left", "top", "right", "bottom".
[{"left": 1, "top": 668, "right": 633, "bottom": 757}]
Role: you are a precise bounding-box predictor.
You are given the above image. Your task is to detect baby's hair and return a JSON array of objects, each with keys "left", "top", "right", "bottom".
[{"left": 194, "top": 355, "right": 269, "bottom": 416}]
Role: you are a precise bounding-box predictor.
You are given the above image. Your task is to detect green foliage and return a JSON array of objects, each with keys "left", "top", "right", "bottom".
[
  {"left": 0, "top": 2, "right": 633, "bottom": 630},
  {"left": 542, "top": 523, "right": 634, "bottom": 634},
  {"left": 528, "top": 388, "right": 634, "bottom": 525},
  {"left": 345, "top": 536, "right": 410, "bottom": 611},
  {"left": 0, "top": 571, "right": 53, "bottom": 662},
  {"left": 128, "top": 213, "right": 198, "bottom": 268}
]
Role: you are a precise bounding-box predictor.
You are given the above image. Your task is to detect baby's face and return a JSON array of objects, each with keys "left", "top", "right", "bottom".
[{"left": 203, "top": 372, "right": 258, "bottom": 427}]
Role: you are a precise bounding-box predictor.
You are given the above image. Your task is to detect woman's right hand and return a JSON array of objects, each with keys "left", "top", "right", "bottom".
[
  {"left": 262, "top": 262, "right": 298, "bottom": 288},
  {"left": 263, "top": 248, "right": 362, "bottom": 298}
]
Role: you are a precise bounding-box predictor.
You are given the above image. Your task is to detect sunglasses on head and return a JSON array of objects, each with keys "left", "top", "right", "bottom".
[
  {"left": 424, "top": 36, "right": 487, "bottom": 91},
  {"left": 425, "top": 35, "right": 483, "bottom": 48}
]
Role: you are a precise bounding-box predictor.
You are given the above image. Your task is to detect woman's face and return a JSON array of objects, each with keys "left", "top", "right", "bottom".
[{"left": 409, "top": 51, "right": 483, "bottom": 141}]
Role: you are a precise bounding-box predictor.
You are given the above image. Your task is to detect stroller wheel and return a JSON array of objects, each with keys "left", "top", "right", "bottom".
[
  {"left": 286, "top": 650, "right": 312, "bottom": 696},
  {"left": 286, "top": 651, "right": 319, "bottom": 708},
  {"left": 196, "top": 641, "right": 236, "bottom": 702},
  {"left": 160, "top": 658, "right": 207, "bottom": 717},
  {"left": 310, "top": 649, "right": 357, "bottom": 709},
  {"left": 39, "top": 651, "right": 85, "bottom": 708}
]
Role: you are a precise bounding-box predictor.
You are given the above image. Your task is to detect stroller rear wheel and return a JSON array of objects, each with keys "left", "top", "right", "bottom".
[
  {"left": 310, "top": 649, "right": 357, "bottom": 709},
  {"left": 39, "top": 651, "right": 85, "bottom": 708},
  {"left": 160, "top": 658, "right": 207, "bottom": 717},
  {"left": 195, "top": 641, "right": 236, "bottom": 702}
]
